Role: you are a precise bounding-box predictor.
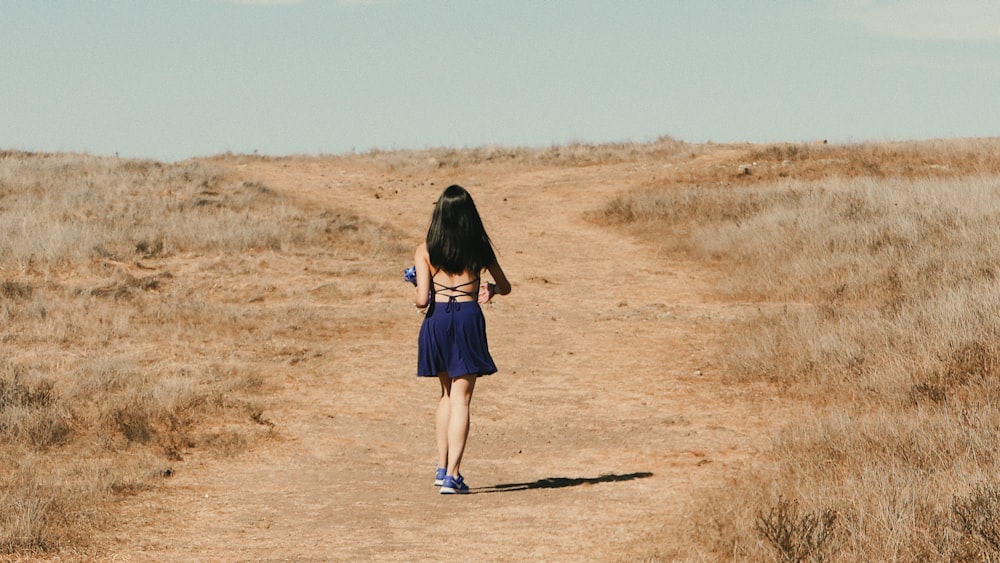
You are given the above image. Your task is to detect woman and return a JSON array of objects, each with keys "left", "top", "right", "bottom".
[{"left": 413, "top": 184, "right": 511, "bottom": 494}]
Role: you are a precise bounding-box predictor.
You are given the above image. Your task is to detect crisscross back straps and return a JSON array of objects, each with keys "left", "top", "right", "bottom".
[{"left": 431, "top": 269, "right": 479, "bottom": 302}]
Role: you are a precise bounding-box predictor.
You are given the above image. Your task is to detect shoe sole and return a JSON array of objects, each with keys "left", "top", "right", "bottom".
[
  {"left": 434, "top": 479, "right": 444, "bottom": 486},
  {"left": 439, "top": 487, "right": 469, "bottom": 494}
]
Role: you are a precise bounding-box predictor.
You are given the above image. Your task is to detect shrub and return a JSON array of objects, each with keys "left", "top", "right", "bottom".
[{"left": 756, "top": 496, "right": 838, "bottom": 562}]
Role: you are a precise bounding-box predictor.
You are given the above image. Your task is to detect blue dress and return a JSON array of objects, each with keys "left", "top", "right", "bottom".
[{"left": 417, "top": 273, "right": 497, "bottom": 378}]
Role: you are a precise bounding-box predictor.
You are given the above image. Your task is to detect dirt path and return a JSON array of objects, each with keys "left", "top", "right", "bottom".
[{"left": 102, "top": 157, "right": 783, "bottom": 561}]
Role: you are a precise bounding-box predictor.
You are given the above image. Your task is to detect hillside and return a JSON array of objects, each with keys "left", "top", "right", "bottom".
[{"left": 4, "top": 138, "right": 1000, "bottom": 560}]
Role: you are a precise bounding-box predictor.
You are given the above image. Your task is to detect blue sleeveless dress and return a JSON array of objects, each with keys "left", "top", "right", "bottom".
[{"left": 417, "top": 272, "right": 497, "bottom": 378}]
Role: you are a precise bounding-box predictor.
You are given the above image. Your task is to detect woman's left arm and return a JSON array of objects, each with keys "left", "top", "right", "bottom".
[{"left": 479, "top": 259, "right": 511, "bottom": 303}]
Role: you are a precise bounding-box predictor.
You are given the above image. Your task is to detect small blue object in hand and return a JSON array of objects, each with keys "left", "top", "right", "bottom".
[{"left": 404, "top": 265, "right": 417, "bottom": 285}]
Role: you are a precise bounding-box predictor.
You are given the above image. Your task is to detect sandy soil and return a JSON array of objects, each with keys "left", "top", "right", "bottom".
[{"left": 94, "top": 155, "right": 786, "bottom": 561}]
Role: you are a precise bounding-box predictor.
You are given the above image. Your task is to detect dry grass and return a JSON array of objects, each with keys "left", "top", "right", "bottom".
[
  {"left": 9, "top": 137, "right": 1000, "bottom": 558},
  {"left": 261, "top": 135, "right": 699, "bottom": 174},
  {"left": 597, "top": 138, "right": 1000, "bottom": 560},
  {"left": 0, "top": 153, "right": 347, "bottom": 271},
  {"left": 0, "top": 151, "right": 407, "bottom": 556}
]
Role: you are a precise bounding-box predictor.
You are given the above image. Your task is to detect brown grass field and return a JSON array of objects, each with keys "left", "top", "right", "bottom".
[{"left": 2, "top": 138, "right": 1000, "bottom": 560}]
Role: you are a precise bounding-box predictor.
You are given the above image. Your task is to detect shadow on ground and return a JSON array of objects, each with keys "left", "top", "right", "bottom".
[{"left": 475, "top": 472, "right": 653, "bottom": 494}]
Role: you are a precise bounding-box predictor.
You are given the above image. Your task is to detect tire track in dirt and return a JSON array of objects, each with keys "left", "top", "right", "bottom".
[{"left": 102, "top": 157, "right": 784, "bottom": 561}]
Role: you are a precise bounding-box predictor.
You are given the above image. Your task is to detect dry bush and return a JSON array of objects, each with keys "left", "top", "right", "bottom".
[
  {"left": 756, "top": 496, "right": 839, "bottom": 562},
  {"left": 0, "top": 151, "right": 408, "bottom": 556},
  {"left": 0, "top": 364, "right": 71, "bottom": 449},
  {"left": 951, "top": 483, "right": 1000, "bottom": 560},
  {"left": 600, "top": 138, "right": 1000, "bottom": 559}
]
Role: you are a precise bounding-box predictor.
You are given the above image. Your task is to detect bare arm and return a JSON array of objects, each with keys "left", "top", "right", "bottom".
[
  {"left": 479, "top": 259, "right": 511, "bottom": 303},
  {"left": 413, "top": 243, "right": 432, "bottom": 309}
]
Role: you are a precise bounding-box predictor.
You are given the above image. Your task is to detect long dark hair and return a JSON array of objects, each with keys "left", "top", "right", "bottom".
[{"left": 426, "top": 184, "right": 497, "bottom": 275}]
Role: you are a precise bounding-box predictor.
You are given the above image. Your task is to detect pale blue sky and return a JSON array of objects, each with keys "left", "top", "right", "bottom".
[{"left": 3, "top": 1, "right": 999, "bottom": 161}]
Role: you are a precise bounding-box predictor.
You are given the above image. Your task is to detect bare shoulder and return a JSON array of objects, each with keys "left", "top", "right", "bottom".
[{"left": 414, "top": 242, "right": 428, "bottom": 257}]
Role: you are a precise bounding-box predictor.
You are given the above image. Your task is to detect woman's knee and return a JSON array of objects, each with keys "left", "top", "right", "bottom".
[{"left": 449, "top": 375, "right": 476, "bottom": 403}]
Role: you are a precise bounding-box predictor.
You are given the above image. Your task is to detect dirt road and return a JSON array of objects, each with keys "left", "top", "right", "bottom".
[{"left": 102, "top": 155, "right": 780, "bottom": 561}]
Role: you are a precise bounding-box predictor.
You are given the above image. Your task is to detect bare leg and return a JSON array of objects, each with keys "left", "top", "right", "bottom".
[
  {"left": 435, "top": 374, "right": 451, "bottom": 470},
  {"left": 446, "top": 374, "right": 477, "bottom": 477}
]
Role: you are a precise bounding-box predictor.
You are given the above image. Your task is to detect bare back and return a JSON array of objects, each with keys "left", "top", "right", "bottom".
[
  {"left": 413, "top": 242, "right": 509, "bottom": 309},
  {"left": 430, "top": 269, "right": 480, "bottom": 303}
]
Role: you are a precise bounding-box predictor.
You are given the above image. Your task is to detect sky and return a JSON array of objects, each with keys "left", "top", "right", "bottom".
[{"left": 2, "top": 0, "right": 999, "bottom": 162}]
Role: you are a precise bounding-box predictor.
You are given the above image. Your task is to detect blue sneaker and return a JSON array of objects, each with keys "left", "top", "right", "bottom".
[
  {"left": 439, "top": 475, "right": 469, "bottom": 495},
  {"left": 434, "top": 467, "right": 446, "bottom": 486}
]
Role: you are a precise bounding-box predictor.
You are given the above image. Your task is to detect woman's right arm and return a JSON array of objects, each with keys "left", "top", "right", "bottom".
[{"left": 414, "top": 243, "right": 431, "bottom": 309}]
